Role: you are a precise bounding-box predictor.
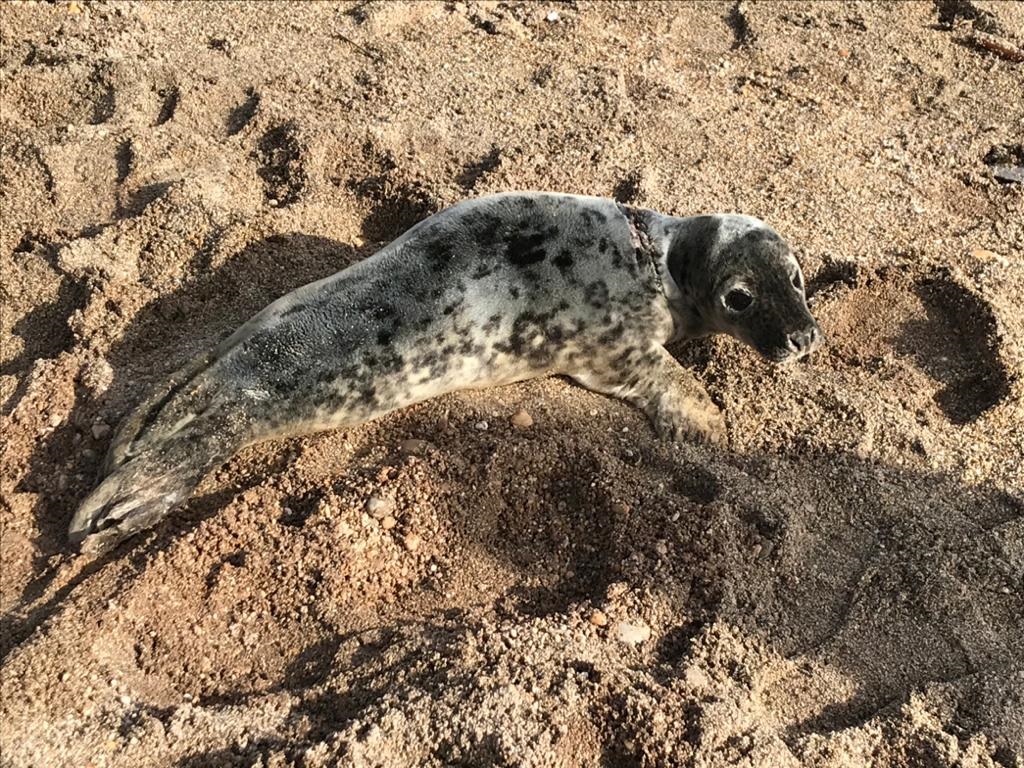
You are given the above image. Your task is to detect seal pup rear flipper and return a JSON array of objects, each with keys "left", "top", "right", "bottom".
[{"left": 68, "top": 414, "right": 244, "bottom": 555}]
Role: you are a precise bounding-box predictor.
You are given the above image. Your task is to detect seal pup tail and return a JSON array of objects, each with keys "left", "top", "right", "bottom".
[{"left": 68, "top": 412, "right": 245, "bottom": 555}]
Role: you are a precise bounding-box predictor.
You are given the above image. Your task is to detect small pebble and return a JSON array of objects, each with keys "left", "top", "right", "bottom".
[
  {"left": 971, "top": 248, "right": 1006, "bottom": 266},
  {"left": 510, "top": 409, "right": 534, "bottom": 429},
  {"left": 381, "top": 515, "right": 397, "bottom": 530},
  {"left": 615, "top": 621, "right": 651, "bottom": 645},
  {"left": 403, "top": 532, "right": 422, "bottom": 552},
  {"left": 610, "top": 501, "right": 630, "bottom": 515},
  {"left": 654, "top": 540, "right": 668, "bottom": 556},
  {"left": 365, "top": 495, "right": 393, "bottom": 518},
  {"left": 589, "top": 609, "right": 608, "bottom": 627},
  {"left": 546, "top": 10, "right": 560, "bottom": 22},
  {"left": 399, "top": 438, "right": 429, "bottom": 455},
  {"left": 475, "top": 420, "right": 489, "bottom": 431},
  {"left": 91, "top": 422, "right": 112, "bottom": 440}
]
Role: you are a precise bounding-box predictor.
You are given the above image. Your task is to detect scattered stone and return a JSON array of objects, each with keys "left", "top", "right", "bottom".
[
  {"left": 991, "top": 165, "right": 1024, "bottom": 184},
  {"left": 403, "top": 532, "right": 422, "bottom": 552},
  {"left": 475, "top": 420, "right": 489, "bottom": 431},
  {"left": 399, "top": 438, "right": 430, "bottom": 455},
  {"left": 589, "top": 609, "right": 608, "bottom": 627},
  {"left": 683, "top": 665, "right": 711, "bottom": 689},
  {"left": 654, "top": 540, "right": 668, "bottom": 556},
  {"left": 546, "top": 10, "right": 560, "bottom": 22},
  {"left": 984, "top": 144, "right": 1024, "bottom": 184},
  {"left": 91, "top": 422, "right": 112, "bottom": 440},
  {"left": 381, "top": 515, "right": 397, "bottom": 530},
  {"left": 80, "top": 358, "right": 115, "bottom": 396},
  {"left": 610, "top": 501, "right": 630, "bottom": 515},
  {"left": 615, "top": 621, "right": 651, "bottom": 645},
  {"left": 510, "top": 409, "right": 534, "bottom": 429},
  {"left": 365, "top": 494, "right": 393, "bottom": 518}
]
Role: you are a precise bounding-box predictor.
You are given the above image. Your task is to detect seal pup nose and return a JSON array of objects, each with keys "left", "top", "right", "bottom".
[{"left": 786, "top": 326, "right": 821, "bottom": 357}]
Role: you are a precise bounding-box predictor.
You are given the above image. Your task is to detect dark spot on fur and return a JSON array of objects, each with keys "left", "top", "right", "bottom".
[
  {"left": 579, "top": 208, "right": 608, "bottom": 226},
  {"left": 281, "top": 302, "right": 308, "bottom": 317},
  {"left": 585, "top": 281, "right": 610, "bottom": 309},
  {"left": 377, "top": 330, "right": 393, "bottom": 346},
  {"left": 509, "top": 286, "right": 521, "bottom": 300},
  {"left": 667, "top": 216, "right": 721, "bottom": 290},
  {"left": 611, "top": 348, "right": 634, "bottom": 371},
  {"left": 521, "top": 268, "right": 542, "bottom": 288},
  {"left": 599, "top": 322, "right": 626, "bottom": 344},
  {"left": 491, "top": 310, "right": 566, "bottom": 366},
  {"left": 507, "top": 232, "right": 548, "bottom": 266},
  {"left": 553, "top": 249, "right": 574, "bottom": 274},
  {"left": 424, "top": 237, "right": 452, "bottom": 271},
  {"left": 598, "top": 238, "right": 609, "bottom": 254},
  {"left": 466, "top": 211, "right": 506, "bottom": 246}
]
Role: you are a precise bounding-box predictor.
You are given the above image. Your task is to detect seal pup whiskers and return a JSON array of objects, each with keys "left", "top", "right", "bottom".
[{"left": 68, "top": 192, "right": 821, "bottom": 553}]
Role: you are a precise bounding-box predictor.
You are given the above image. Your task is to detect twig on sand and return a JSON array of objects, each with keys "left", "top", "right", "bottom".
[
  {"left": 334, "top": 32, "right": 383, "bottom": 64},
  {"left": 968, "top": 30, "right": 1024, "bottom": 63}
]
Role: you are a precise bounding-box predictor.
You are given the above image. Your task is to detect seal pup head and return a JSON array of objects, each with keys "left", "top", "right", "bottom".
[{"left": 667, "top": 214, "right": 821, "bottom": 363}]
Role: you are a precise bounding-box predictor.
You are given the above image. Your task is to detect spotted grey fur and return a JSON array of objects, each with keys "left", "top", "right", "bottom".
[{"left": 69, "top": 192, "right": 821, "bottom": 553}]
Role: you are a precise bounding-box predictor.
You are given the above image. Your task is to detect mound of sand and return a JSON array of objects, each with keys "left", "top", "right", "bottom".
[{"left": 2, "top": 2, "right": 1022, "bottom": 766}]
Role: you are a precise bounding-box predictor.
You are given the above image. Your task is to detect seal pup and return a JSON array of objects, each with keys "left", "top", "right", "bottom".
[{"left": 68, "top": 192, "right": 821, "bottom": 553}]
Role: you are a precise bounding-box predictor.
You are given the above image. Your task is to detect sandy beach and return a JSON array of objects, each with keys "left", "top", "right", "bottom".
[{"left": 2, "top": 2, "right": 1022, "bottom": 766}]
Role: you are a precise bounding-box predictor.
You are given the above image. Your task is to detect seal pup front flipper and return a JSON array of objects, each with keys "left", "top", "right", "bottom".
[{"left": 570, "top": 344, "right": 727, "bottom": 445}]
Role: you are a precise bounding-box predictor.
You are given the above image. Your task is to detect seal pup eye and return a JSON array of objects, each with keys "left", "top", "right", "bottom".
[
  {"left": 791, "top": 270, "right": 803, "bottom": 291},
  {"left": 723, "top": 288, "right": 753, "bottom": 313}
]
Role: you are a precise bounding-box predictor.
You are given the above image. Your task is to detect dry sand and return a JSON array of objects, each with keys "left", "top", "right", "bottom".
[{"left": 2, "top": 1, "right": 1023, "bottom": 766}]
